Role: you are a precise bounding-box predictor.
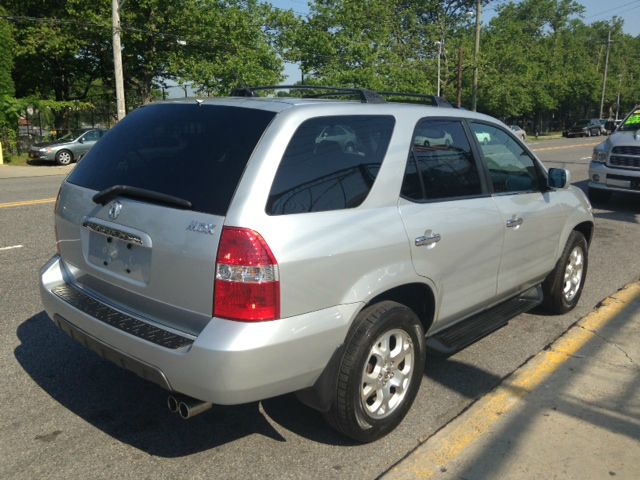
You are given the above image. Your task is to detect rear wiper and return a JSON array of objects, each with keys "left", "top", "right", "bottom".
[{"left": 93, "top": 185, "right": 193, "bottom": 209}]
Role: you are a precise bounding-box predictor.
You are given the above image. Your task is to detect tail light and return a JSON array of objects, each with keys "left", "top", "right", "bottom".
[{"left": 214, "top": 227, "right": 280, "bottom": 321}]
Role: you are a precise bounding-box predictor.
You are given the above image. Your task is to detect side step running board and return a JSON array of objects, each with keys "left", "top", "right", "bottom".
[{"left": 426, "top": 285, "right": 543, "bottom": 356}]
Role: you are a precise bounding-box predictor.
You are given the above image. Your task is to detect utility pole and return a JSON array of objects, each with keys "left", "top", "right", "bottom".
[
  {"left": 436, "top": 40, "right": 443, "bottom": 97},
  {"left": 599, "top": 28, "right": 612, "bottom": 119},
  {"left": 457, "top": 47, "right": 464, "bottom": 108},
  {"left": 471, "top": 0, "right": 481, "bottom": 111},
  {"left": 112, "top": 0, "right": 126, "bottom": 121},
  {"left": 615, "top": 73, "right": 623, "bottom": 121}
]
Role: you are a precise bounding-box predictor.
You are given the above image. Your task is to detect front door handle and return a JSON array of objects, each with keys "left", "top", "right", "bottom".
[
  {"left": 506, "top": 216, "right": 524, "bottom": 228},
  {"left": 415, "top": 233, "right": 441, "bottom": 247}
]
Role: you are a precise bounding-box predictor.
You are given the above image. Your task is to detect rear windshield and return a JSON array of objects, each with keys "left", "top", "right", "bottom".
[{"left": 67, "top": 104, "right": 275, "bottom": 216}]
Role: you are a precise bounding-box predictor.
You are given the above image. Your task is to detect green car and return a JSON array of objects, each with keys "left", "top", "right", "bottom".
[{"left": 28, "top": 129, "right": 107, "bottom": 165}]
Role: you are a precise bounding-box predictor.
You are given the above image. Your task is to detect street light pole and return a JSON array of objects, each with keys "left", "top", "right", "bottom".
[
  {"left": 112, "top": 0, "right": 126, "bottom": 121},
  {"left": 471, "top": 0, "right": 481, "bottom": 111},
  {"left": 599, "top": 28, "right": 612, "bottom": 119}
]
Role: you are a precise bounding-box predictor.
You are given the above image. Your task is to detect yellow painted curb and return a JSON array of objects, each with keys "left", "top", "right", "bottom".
[
  {"left": 0, "top": 198, "right": 56, "bottom": 209},
  {"left": 384, "top": 281, "right": 640, "bottom": 480}
]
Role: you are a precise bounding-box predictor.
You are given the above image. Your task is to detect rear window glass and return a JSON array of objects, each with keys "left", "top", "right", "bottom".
[
  {"left": 67, "top": 104, "right": 275, "bottom": 216},
  {"left": 267, "top": 115, "right": 395, "bottom": 215}
]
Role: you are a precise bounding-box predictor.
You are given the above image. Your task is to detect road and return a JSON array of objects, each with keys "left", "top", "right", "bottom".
[{"left": 0, "top": 137, "right": 638, "bottom": 480}]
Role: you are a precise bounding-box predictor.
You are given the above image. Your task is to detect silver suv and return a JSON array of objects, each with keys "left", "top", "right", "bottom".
[
  {"left": 589, "top": 106, "right": 640, "bottom": 202},
  {"left": 40, "top": 86, "right": 594, "bottom": 442}
]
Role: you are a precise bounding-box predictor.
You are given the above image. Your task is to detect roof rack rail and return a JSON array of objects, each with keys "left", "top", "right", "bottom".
[
  {"left": 377, "top": 92, "right": 453, "bottom": 108},
  {"left": 229, "top": 85, "right": 386, "bottom": 104}
]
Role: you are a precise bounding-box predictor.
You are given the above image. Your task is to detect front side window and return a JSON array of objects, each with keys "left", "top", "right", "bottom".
[
  {"left": 470, "top": 122, "right": 542, "bottom": 194},
  {"left": 401, "top": 119, "right": 482, "bottom": 201},
  {"left": 267, "top": 115, "right": 395, "bottom": 215}
]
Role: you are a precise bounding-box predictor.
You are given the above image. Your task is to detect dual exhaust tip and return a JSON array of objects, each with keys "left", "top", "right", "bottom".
[{"left": 167, "top": 394, "right": 212, "bottom": 419}]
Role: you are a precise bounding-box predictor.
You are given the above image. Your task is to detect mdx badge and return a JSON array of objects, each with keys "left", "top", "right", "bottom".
[
  {"left": 187, "top": 221, "right": 215, "bottom": 235},
  {"left": 108, "top": 200, "right": 123, "bottom": 220}
]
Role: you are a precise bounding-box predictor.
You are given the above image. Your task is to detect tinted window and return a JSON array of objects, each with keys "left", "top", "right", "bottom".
[
  {"left": 67, "top": 104, "right": 275, "bottom": 216},
  {"left": 267, "top": 115, "right": 395, "bottom": 215},
  {"left": 470, "top": 122, "right": 541, "bottom": 193},
  {"left": 402, "top": 119, "right": 482, "bottom": 201}
]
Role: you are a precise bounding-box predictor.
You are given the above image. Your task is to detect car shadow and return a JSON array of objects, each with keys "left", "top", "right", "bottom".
[
  {"left": 424, "top": 355, "right": 504, "bottom": 399},
  {"left": 26, "top": 159, "right": 58, "bottom": 166},
  {"left": 17, "top": 312, "right": 503, "bottom": 451},
  {"left": 571, "top": 179, "right": 639, "bottom": 223},
  {"left": 14, "top": 312, "right": 304, "bottom": 457}
]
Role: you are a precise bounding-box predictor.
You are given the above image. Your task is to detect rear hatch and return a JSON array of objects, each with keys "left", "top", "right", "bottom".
[{"left": 55, "top": 103, "right": 276, "bottom": 336}]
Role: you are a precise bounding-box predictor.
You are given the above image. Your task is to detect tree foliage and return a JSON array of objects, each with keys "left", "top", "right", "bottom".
[{"left": 2, "top": 0, "right": 639, "bottom": 131}]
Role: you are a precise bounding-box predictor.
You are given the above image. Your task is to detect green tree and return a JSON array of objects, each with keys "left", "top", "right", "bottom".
[{"left": 0, "top": 7, "right": 19, "bottom": 156}]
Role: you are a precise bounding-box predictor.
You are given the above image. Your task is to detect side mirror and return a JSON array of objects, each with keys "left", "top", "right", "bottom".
[
  {"left": 548, "top": 168, "right": 571, "bottom": 189},
  {"left": 78, "top": 137, "right": 85, "bottom": 143}
]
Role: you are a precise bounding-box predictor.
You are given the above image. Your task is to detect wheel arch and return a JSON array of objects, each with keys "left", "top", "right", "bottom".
[
  {"left": 296, "top": 281, "right": 436, "bottom": 413},
  {"left": 364, "top": 282, "right": 436, "bottom": 336},
  {"left": 573, "top": 221, "right": 594, "bottom": 246}
]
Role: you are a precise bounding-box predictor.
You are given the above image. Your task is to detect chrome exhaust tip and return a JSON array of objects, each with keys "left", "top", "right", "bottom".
[
  {"left": 167, "top": 395, "right": 179, "bottom": 413},
  {"left": 178, "top": 398, "right": 213, "bottom": 419}
]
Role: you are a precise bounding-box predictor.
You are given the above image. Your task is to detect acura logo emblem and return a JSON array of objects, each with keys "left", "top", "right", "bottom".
[{"left": 108, "top": 200, "right": 123, "bottom": 220}]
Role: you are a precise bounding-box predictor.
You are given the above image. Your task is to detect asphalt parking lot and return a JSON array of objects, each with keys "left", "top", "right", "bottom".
[{"left": 1, "top": 136, "right": 639, "bottom": 479}]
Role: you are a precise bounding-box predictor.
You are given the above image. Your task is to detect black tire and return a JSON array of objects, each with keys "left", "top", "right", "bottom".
[
  {"left": 55, "top": 149, "right": 74, "bottom": 166},
  {"left": 324, "top": 301, "right": 426, "bottom": 443},
  {"left": 588, "top": 188, "right": 611, "bottom": 203},
  {"left": 541, "top": 231, "right": 588, "bottom": 314}
]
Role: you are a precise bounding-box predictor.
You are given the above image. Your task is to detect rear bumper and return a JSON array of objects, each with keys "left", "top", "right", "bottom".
[
  {"left": 589, "top": 162, "right": 640, "bottom": 195},
  {"left": 40, "top": 255, "right": 359, "bottom": 404}
]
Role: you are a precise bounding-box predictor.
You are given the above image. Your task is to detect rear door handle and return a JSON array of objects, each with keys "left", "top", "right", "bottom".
[
  {"left": 506, "top": 216, "right": 523, "bottom": 228},
  {"left": 415, "top": 233, "right": 441, "bottom": 247}
]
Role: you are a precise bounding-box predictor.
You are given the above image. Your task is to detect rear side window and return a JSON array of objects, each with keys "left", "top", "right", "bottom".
[
  {"left": 67, "top": 104, "right": 275, "bottom": 216},
  {"left": 402, "top": 119, "right": 482, "bottom": 201},
  {"left": 267, "top": 115, "right": 395, "bottom": 215}
]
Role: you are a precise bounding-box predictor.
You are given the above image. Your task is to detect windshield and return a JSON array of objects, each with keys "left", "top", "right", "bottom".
[
  {"left": 53, "top": 131, "right": 81, "bottom": 142},
  {"left": 618, "top": 109, "right": 640, "bottom": 132},
  {"left": 572, "top": 120, "right": 589, "bottom": 127}
]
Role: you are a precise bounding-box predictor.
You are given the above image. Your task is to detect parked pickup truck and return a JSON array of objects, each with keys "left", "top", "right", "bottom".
[{"left": 589, "top": 106, "right": 640, "bottom": 202}]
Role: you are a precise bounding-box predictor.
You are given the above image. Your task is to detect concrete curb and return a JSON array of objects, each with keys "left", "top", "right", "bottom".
[
  {"left": 383, "top": 281, "right": 640, "bottom": 480},
  {"left": 0, "top": 164, "right": 73, "bottom": 179}
]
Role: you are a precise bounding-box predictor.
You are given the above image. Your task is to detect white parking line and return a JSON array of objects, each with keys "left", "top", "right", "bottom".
[
  {"left": 580, "top": 156, "right": 592, "bottom": 160},
  {"left": 0, "top": 244, "right": 23, "bottom": 251}
]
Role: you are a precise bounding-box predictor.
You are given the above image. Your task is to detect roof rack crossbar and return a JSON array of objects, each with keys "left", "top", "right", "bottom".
[
  {"left": 377, "top": 92, "right": 453, "bottom": 108},
  {"left": 230, "top": 85, "right": 386, "bottom": 104}
]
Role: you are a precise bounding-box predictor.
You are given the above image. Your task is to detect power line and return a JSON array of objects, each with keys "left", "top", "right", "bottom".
[{"left": 584, "top": 0, "right": 640, "bottom": 20}]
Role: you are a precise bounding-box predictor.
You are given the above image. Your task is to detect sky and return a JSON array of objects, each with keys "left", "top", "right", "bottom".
[{"left": 269, "top": 0, "right": 640, "bottom": 83}]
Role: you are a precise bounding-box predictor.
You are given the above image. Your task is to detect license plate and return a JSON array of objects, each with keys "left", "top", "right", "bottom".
[
  {"left": 87, "top": 231, "right": 151, "bottom": 283},
  {"left": 607, "top": 178, "right": 631, "bottom": 188}
]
